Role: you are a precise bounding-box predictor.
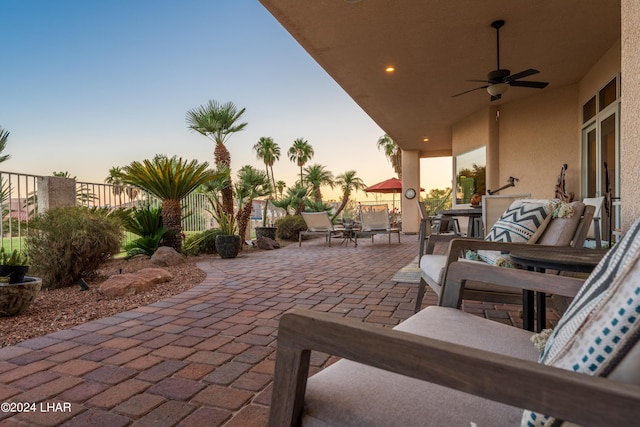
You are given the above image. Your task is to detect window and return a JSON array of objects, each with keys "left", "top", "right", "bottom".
[{"left": 454, "top": 146, "right": 486, "bottom": 205}]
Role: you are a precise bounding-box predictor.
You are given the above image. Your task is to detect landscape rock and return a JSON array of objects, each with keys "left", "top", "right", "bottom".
[
  {"left": 256, "top": 236, "right": 280, "bottom": 250},
  {"left": 98, "top": 267, "right": 173, "bottom": 297},
  {"left": 150, "top": 246, "right": 185, "bottom": 266}
]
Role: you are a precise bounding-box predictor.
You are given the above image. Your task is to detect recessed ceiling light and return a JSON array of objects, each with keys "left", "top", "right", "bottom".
[
  {"left": 423, "top": 137, "right": 429, "bottom": 142},
  {"left": 385, "top": 66, "right": 395, "bottom": 73}
]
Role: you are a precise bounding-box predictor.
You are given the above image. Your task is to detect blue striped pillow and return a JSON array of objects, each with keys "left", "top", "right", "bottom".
[{"left": 521, "top": 219, "right": 640, "bottom": 426}]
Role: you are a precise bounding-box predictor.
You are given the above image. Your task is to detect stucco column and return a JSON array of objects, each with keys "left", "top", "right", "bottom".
[
  {"left": 401, "top": 150, "right": 420, "bottom": 234},
  {"left": 37, "top": 176, "right": 76, "bottom": 213},
  {"left": 621, "top": 0, "right": 640, "bottom": 231}
]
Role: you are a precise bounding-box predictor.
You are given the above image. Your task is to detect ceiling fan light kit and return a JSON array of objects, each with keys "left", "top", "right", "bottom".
[{"left": 452, "top": 19, "right": 549, "bottom": 101}]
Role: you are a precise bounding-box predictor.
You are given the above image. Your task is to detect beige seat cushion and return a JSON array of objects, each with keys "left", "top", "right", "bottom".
[
  {"left": 304, "top": 307, "right": 538, "bottom": 427},
  {"left": 536, "top": 202, "right": 585, "bottom": 246}
]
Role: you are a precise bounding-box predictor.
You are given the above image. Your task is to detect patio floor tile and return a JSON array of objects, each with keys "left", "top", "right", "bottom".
[{"left": 0, "top": 234, "right": 557, "bottom": 425}]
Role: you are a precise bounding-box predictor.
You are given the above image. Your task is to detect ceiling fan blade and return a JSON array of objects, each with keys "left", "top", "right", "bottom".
[
  {"left": 452, "top": 85, "right": 488, "bottom": 97},
  {"left": 507, "top": 68, "right": 539, "bottom": 81},
  {"left": 510, "top": 80, "right": 549, "bottom": 89}
]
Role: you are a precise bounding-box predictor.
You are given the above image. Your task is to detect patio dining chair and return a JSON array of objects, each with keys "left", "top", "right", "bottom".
[
  {"left": 356, "top": 204, "right": 400, "bottom": 245},
  {"left": 299, "top": 212, "right": 342, "bottom": 247},
  {"left": 269, "top": 218, "right": 640, "bottom": 427}
]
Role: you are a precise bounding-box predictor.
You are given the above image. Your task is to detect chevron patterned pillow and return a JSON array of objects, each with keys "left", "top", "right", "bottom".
[{"left": 484, "top": 199, "right": 559, "bottom": 243}]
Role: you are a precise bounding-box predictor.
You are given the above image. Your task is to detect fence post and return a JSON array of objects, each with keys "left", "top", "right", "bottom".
[{"left": 37, "top": 176, "right": 76, "bottom": 212}]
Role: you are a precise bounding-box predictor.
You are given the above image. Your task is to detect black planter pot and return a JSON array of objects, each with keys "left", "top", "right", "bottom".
[
  {"left": 255, "top": 227, "right": 277, "bottom": 240},
  {"left": 0, "top": 265, "right": 29, "bottom": 284},
  {"left": 215, "top": 235, "right": 242, "bottom": 259}
]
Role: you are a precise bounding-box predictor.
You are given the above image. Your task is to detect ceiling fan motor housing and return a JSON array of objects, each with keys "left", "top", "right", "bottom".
[{"left": 487, "top": 69, "right": 510, "bottom": 82}]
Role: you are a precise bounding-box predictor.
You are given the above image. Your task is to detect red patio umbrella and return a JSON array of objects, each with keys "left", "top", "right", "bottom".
[
  {"left": 364, "top": 177, "right": 403, "bottom": 193},
  {"left": 365, "top": 177, "right": 422, "bottom": 210}
]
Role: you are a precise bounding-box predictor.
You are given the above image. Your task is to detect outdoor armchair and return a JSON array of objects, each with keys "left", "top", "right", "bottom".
[
  {"left": 299, "top": 212, "right": 342, "bottom": 247},
  {"left": 269, "top": 220, "right": 640, "bottom": 426},
  {"left": 416, "top": 200, "right": 595, "bottom": 312},
  {"left": 356, "top": 204, "right": 400, "bottom": 245}
]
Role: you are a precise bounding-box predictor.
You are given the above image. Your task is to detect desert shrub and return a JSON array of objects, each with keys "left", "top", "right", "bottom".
[
  {"left": 26, "top": 206, "right": 123, "bottom": 289},
  {"left": 183, "top": 228, "right": 223, "bottom": 256},
  {"left": 275, "top": 215, "right": 307, "bottom": 241}
]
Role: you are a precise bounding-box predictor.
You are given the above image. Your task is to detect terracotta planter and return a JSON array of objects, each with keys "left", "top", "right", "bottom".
[
  {"left": 255, "top": 227, "right": 277, "bottom": 240},
  {"left": 0, "top": 277, "right": 42, "bottom": 316},
  {"left": 215, "top": 235, "right": 242, "bottom": 259}
]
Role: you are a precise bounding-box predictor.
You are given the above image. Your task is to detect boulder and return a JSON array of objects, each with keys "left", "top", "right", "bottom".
[
  {"left": 256, "top": 236, "right": 280, "bottom": 250},
  {"left": 98, "top": 267, "right": 173, "bottom": 297},
  {"left": 150, "top": 246, "right": 185, "bottom": 266}
]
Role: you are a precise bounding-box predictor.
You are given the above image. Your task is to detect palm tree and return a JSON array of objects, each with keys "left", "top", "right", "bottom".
[
  {"left": 332, "top": 170, "right": 367, "bottom": 220},
  {"left": 253, "top": 137, "right": 280, "bottom": 192},
  {"left": 276, "top": 180, "right": 287, "bottom": 199},
  {"left": 376, "top": 134, "right": 402, "bottom": 179},
  {"left": 105, "top": 166, "right": 125, "bottom": 206},
  {"left": 0, "top": 126, "right": 12, "bottom": 164},
  {"left": 186, "top": 100, "right": 248, "bottom": 215},
  {"left": 0, "top": 126, "right": 12, "bottom": 206},
  {"left": 234, "top": 166, "right": 271, "bottom": 241},
  {"left": 287, "top": 138, "right": 314, "bottom": 183},
  {"left": 121, "top": 155, "right": 225, "bottom": 253},
  {"left": 303, "top": 164, "right": 334, "bottom": 202}
]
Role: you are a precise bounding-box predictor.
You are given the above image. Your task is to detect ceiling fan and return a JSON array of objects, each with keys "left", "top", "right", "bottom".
[{"left": 452, "top": 20, "right": 549, "bottom": 101}]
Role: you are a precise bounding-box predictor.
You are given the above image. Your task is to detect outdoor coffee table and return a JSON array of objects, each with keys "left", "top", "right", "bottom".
[{"left": 510, "top": 247, "right": 608, "bottom": 332}]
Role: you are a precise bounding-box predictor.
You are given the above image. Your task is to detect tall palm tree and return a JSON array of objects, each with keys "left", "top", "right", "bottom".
[
  {"left": 303, "top": 163, "right": 334, "bottom": 202},
  {"left": 332, "top": 170, "right": 367, "bottom": 220},
  {"left": 253, "top": 136, "right": 280, "bottom": 193},
  {"left": 376, "top": 134, "right": 402, "bottom": 179},
  {"left": 121, "top": 156, "right": 225, "bottom": 253},
  {"left": 234, "top": 166, "right": 271, "bottom": 241},
  {"left": 287, "top": 138, "right": 314, "bottom": 183},
  {"left": 186, "top": 100, "right": 248, "bottom": 215},
  {"left": 105, "top": 166, "right": 125, "bottom": 206},
  {"left": 276, "top": 180, "right": 287, "bottom": 199}
]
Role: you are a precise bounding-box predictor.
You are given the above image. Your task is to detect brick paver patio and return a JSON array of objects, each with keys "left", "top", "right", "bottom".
[{"left": 0, "top": 234, "right": 553, "bottom": 426}]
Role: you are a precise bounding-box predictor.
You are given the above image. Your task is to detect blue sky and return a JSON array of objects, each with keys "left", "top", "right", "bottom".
[{"left": 1, "top": 0, "right": 451, "bottom": 200}]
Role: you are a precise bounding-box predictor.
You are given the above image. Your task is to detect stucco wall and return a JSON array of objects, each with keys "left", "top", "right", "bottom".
[
  {"left": 621, "top": 0, "right": 640, "bottom": 230},
  {"left": 498, "top": 85, "right": 580, "bottom": 199}
]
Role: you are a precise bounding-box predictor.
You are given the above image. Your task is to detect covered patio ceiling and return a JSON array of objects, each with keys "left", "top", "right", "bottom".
[{"left": 260, "top": 0, "right": 621, "bottom": 157}]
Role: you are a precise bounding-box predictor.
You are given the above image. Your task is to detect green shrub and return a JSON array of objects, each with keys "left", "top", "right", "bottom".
[
  {"left": 275, "top": 215, "right": 307, "bottom": 241},
  {"left": 121, "top": 205, "right": 172, "bottom": 259},
  {"left": 26, "top": 206, "right": 123, "bottom": 289},
  {"left": 183, "top": 228, "right": 223, "bottom": 256}
]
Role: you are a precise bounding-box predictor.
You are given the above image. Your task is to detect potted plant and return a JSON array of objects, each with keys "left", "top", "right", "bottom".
[
  {"left": 0, "top": 248, "right": 42, "bottom": 316},
  {"left": 255, "top": 199, "right": 278, "bottom": 240},
  {"left": 211, "top": 199, "right": 242, "bottom": 259},
  {"left": 0, "top": 247, "right": 30, "bottom": 284}
]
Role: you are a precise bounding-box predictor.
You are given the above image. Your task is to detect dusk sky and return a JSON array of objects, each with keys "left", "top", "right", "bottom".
[{"left": 1, "top": 0, "right": 451, "bottom": 201}]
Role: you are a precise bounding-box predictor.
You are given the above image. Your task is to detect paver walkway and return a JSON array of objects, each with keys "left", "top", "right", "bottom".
[{"left": 0, "top": 234, "right": 547, "bottom": 426}]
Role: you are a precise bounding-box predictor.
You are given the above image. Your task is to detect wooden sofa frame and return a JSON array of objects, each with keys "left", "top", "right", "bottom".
[{"left": 269, "top": 261, "right": 640, "bottom": 426}]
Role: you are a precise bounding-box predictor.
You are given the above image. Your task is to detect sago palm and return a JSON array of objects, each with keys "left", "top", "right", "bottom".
[
  {"left": 287, "top": 138, "right": 314, "bottom": 183},
  {"left": 376, "top": 134, "right": 402, "bottom": 179},
  {"left": 332, "top": 170, "right": 367, "bottom": 220},
  {"left": 186, "top": 100, "right": 247, "bottom": 215},
  {"left": 121, "top": 156, "right": 225, "bottom": 253},
  {"left": 303, "top": 164, "right": 334, "bottom": 202}
]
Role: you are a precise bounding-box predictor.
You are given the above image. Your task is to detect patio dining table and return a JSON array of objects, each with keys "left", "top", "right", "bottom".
[
  {"left": 510, "top": 247, "right": 609, "bottom": 331},
  {"left": 438, "top": 206, "right": 483, "bottom": 238}
]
